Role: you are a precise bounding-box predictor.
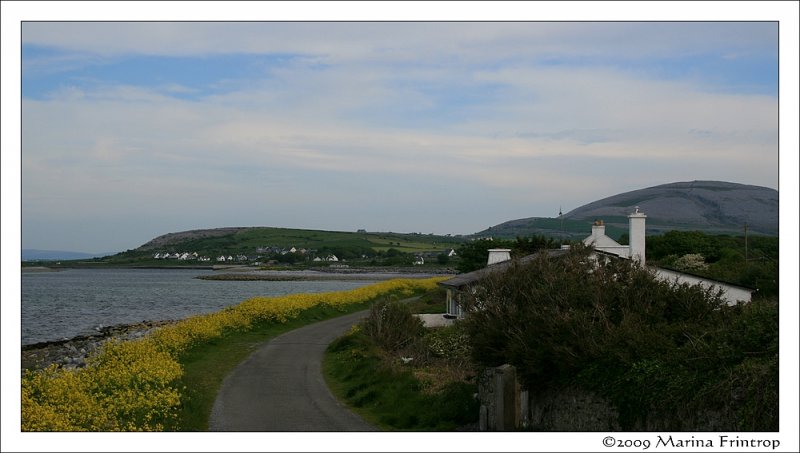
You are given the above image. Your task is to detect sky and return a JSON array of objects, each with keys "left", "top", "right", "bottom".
[{"left": 8, "top": 16, "right": 788, "bottom": 254}]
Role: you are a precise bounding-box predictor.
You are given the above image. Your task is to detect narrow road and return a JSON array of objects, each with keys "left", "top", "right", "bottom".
[{"left": 208, "top": 310, "right": 377, "bottom": 431}]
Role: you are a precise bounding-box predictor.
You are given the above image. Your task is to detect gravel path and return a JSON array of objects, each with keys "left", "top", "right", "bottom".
[{"left": 208, "top": 310, "right": 377, "bottom": 432}]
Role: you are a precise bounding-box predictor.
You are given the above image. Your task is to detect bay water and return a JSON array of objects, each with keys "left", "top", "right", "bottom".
[{"left": 21, "top": 268, "right": 378, "bottom": 345}]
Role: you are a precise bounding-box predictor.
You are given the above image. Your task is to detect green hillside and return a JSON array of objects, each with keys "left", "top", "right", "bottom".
[{"left": 93, "top": 227, "right": 465, "bottom": 266}]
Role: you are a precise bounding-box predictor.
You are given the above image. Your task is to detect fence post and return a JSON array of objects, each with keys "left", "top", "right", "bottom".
[{"left": 479, "top": 364, "right": 522, "bottom": 431}]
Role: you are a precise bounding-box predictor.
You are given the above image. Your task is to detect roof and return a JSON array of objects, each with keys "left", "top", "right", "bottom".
[
  {"left": 652, "top": 265, "right": 755, "bottom": 292},
  {"left": 592, "top": 250, "right": 755, "bottom": 292},
  {"left": 438, "top": 249, "right": 569, "bottom": 289}
]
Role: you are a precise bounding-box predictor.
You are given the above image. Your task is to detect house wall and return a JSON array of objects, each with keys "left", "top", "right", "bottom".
[
  {"left": 653, "top": 267, "right": 752, "bottom": 305},
  {"left": 445, "top": 288, "right": 463, "bottom": 318},
  {"left": 594, "top": 245, "right": 630, "bottom": 258}
]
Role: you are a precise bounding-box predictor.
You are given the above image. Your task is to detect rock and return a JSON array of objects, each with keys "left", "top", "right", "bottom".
[{"left": 21, "top": 319, "right": 179, "bottom": 374}]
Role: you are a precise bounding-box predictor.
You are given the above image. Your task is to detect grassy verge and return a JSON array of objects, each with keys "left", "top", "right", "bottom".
[
  {"left": 402, "top": 286, "right": 448, "bottom": 314},
  {"left": 176, "top": 301, "right": 376, "bottom": 431},
  {"left": 23, "top": 278, "right": 445, "bottom": 431},
  {"left": 322, "top": 295, "right": 478, "bottom": 431}
]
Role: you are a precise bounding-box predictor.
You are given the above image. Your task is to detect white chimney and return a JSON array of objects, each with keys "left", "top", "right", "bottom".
[
  {"left": 591, "top": 219, "right": 605, "bottom": 240},
  {"left": 628, "top": 207, "right": 647, "bottom": 265},
  {"left": 487, "top": 248, "right": 511, "bottom": 265}
]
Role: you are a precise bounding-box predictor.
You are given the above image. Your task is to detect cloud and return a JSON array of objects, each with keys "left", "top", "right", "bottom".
[
  {"left": 22, "top": 22, "right": 777, "bottom": 61},
  {"left": 18, "top": 21, "right": 780, "bottom": 251}
]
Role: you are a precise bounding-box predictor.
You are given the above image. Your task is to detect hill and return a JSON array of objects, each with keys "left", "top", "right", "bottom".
[
  {"left": 476, "top": 181, "right": 778, "bottom": 241},
  {"left": 92, "top": 227, "right": 466, "bottom": 266},
  {"left": 136, "top": 227, "right": 463, "bottom": 254}
]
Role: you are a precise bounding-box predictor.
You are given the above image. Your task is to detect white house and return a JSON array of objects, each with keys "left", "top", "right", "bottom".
[
  {"left": 439, "top": 207, "right": 753, "bottom": 319},
  {"left": 580, "top": 207, "right": 751, "bottom": 306},
  {"left": 582, "top": 207, "right": 647, "bottom": 264},
  {"left": 414, "top": 256, "right": 425, "bottom": 265}
]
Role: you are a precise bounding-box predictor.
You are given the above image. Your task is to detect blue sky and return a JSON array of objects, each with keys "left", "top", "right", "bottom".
[{"left": 8, "top": 19, "right": 789, "bottom": 255}]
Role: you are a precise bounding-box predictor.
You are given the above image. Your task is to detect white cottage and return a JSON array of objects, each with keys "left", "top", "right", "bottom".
[
  {"left": 580, "top": 207, "right": 751, "bottom": 305},
  {"left": 439, "top": 207, "right": 753, "bottom": 319}
]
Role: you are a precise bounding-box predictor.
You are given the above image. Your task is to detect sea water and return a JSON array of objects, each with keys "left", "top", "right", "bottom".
[{"left": 21, "top": 268, "right": 377, "bottom": 345}]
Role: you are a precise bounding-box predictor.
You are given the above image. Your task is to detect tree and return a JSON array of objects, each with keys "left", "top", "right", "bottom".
[{"left": 455, "top": 239, "right": 512, "bottom": 272}]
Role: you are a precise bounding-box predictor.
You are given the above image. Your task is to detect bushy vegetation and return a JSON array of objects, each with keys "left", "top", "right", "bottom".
[
  {"left": 647, "top": 231, "right": 778, "bottom": 299},
  {"left": 22, "top": 278, "right": 445, "bottom": 431},
  {"left": 325, "top": 298, "right": 479, "bottom": 430},
  {"left": 459, "top": 245, "right": 778, "bottom": 431},
  {"left": 456, "top": 235, "right": 559, "bottom": 273}
]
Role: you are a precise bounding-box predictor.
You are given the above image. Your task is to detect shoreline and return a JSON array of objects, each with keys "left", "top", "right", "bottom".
[
  {"left": 197, "top": 267, "right": 455, "bottom": 281},
  {"left": 21, "top": 320, "right": 179, "bottom": 374},
  {"left": 21, "top": 269, "right": 456, "bottom": 373},
  {"left": 21, "top": 266, "right": 63, "bottom": 273}
]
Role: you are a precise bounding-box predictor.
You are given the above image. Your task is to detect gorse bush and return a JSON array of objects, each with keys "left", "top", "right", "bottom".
[
  {"left": 460, "top": 245, "right": 778, "bottom": 430},
  {"left": 22, "top": 278, "right": 445, "bottom": 431}
]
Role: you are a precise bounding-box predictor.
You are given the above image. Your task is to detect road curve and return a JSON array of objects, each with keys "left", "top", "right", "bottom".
[{"left": 208, "top": 310, "right": 377, "bottom": 431}]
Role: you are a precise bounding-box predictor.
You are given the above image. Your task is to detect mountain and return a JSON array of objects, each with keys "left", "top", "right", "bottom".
[
  {"left": 476, "top": 181, "right": 778, "bottom": 240},
  {"left": 21, "top": 249, "right": 114, "bottom": 261}
]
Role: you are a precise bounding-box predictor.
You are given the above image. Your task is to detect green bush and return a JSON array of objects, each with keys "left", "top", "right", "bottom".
[
  {"left": 325, "top": 326, "right": 478, "bottom": 431},
  {"left": 460, "top": 245, "right": 778, "bottom": 430},
  {"left": 361, "top": 299, "right": 425, "bottom": 351}
]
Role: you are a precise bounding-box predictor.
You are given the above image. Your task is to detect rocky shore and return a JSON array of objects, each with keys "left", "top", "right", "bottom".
[{"left": 21, "top": 320, "right": 178, "bottom": 374}]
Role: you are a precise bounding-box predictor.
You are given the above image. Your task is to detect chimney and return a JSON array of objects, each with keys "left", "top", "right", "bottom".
[
  {"left": 591, "top": 219, "right": 605, "bottom": 240},
  {"left": 628, "top": 207, "right": 647, "bottom": 265},
  {"left": 487, "top": 248, "right": 512, "bottom": 265}
]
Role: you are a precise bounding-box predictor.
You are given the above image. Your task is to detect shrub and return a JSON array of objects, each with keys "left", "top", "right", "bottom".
[
  {"left": 459, "top": 245, "right": 778, "bottom": 430},
  {"left": 325, "top": 326, "right": 479, "bottom": 431},
  {"left": 361, "top": 299, "right": 425, "bottom": 351},
  {"left": 672, "top": 253, "right": 709, "bottom": 271}
]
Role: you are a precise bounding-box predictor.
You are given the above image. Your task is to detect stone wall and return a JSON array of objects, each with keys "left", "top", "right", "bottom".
[
  {"left": 478, "top": 365, "right": 619, "bottom": 431},
  {"left": 477, "top": 364, "right": 736, "bottom": 431}
]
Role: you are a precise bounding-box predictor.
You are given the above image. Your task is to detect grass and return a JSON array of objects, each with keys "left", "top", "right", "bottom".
[
  {"left": 322, "top": 330, "right": 478, "bottom": 431},
  {"left": 175, "top": 300, "right": 377, "bottom": 431},
  {"left": 403, "top": 286, "right": 448, "bottom": 314},
  {"left": 322, "top": 289, "right": 478, "bottom": 431}
]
